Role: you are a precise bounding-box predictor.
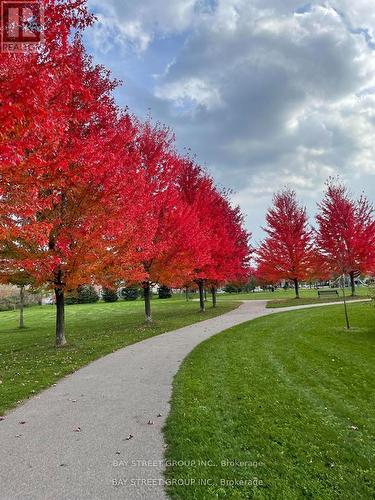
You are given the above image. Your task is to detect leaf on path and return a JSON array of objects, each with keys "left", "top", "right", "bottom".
[
  {"left": 125, "top": 434, "right": 134, "bottom": 440},
  {"left": 73, "top": 427, "right": 81, "bottom": 432}
]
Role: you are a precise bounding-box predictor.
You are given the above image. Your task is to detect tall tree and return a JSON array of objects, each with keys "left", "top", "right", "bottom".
[
  {"left": 256, "top": 189, "right": 314, "bottom": 298},
  {"left": 115, "top": 122, "right": 203, "bottom": 322},
  {"left": 0, "top": 14, "right": 140, "bottom": 345},
  {"left": 178, "top": 160, "right": 250, "bottom": 310},
  {"left": 316, "top": 181, "right": 375, "bottom": 296}
]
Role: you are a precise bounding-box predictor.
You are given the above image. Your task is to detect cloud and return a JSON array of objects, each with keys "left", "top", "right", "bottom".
[
  {"left": 87, "top": 0, "right": 199, "bottom": 53},
  {"left": 85, "top": 0, "right": 375, "bottom": 238},
  {"left": 154, "top": 2, "right": 375, "bottom": 187}
]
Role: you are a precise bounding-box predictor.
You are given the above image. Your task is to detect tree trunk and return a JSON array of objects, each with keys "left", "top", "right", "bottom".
[
  {"left": 293, "top": 278, "right": 300, "bottom": 299},
  {"left": 55, "top": 287, "right": 66, "bottom": 347},
  {"left": 185, "top": 287, "right": 189, "bottom": 302},
  {"left": 198, "top": 280, "right": 205, "bottom": 312},
  {"left": 349, "top": 272, "right": 356, "bottom": 297},
  {"left": 211, "top": 286, "right": 217, "bottom": 308},
  {"left": 19, "top": 285, "right": 25, "bottom": 329},
  {"left": 144, "top": 282, "right": 152, "bottom": 322},
  {"left": 341, "top": 274, "right": 350, "bottom": 330}
]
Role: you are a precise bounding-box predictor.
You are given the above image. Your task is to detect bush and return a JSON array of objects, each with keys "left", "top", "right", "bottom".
[
  {"left": 66, "top": 285, "right": 99, "bottom": 305},
  {"left": 65, "top": 291, "right": 78, "bottom": 305},
  {"left": 158, "top": 285, "right": 172, "bottom": 299},
  {"left": 102, "top": 287, "right": 118, "bottom": 302},
  {"left": 120, "top": 287, "right": 139, "bottom": 301},
  {"left": 224, "top": 283, "right": 241, "bottom": 294},
  {"left": 78, "top": 285, "right": 99, "bottom": 304}
]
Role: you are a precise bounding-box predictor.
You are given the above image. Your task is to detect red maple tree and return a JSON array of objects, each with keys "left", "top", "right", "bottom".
[
  {"left": 256, "top": 189, "right": 314, "bottom": 298},
  {"left": 316, "top": 180, "right": 375, "bottom": 296},
  {"left": 113, "top": 122, "right": 205, "bottom": 322},
  {"left": 0, "top": 12, "right": 139, "bottom": 345},
  {"left": 178, "top": 160, "right": 250, "bottom": 310}
]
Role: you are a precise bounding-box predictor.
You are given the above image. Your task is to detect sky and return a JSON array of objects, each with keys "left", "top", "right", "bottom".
[{"left": 83, "top": 0, "right": 375, "bottom": 243}]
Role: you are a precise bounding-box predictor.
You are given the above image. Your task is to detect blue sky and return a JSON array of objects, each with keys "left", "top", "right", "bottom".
[{"left": 83, "top": 0, "right": 375, "bottom": 242}]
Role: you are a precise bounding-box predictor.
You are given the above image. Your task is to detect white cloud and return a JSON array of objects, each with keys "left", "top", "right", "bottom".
[
  {"left": 155, "top": 77, "right": 223, "bottom": 110},
  {"left": 85, "top": 0, "right": 375, "bottom": 236},
  {"left": 152, "top": 1, "right": 375, "bottom": 194},
  {"left": 88, "top": 0, "right": 199, "bottom": 53}
]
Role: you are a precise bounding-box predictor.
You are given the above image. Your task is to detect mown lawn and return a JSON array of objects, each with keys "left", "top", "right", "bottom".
[
  {"left": 210, "top": 286, "right": 370, "bottom": 304},
  {"left": 266, "top": 295, "right": 369, "bottom": 309},
  {"left": 0, "top": 298, "right": 237, "bottom": 416},
  {"left": 164, "top": 302, "right": 375, "bottom": 499}
]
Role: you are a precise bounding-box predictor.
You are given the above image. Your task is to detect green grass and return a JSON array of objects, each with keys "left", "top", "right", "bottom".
[
  {"left": 0, "top": 298, "right": 237, "bottom": 416},
  {"left": 217, "top": 286, "right": 370, "bottom": 303},
  {"left": 164, "top": 302, "right": 375, "bottom": 499},
  {"left": 266, "top": 294, "right": 369, "bottom": 309}
]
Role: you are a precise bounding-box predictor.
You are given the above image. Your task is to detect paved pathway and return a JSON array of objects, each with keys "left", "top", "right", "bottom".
[{"left": 0, "top": 299, "right": 368, "bottom": 499}]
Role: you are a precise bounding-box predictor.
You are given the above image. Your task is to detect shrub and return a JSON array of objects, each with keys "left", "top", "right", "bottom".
[
  {"left": 224, "top": 283, "right": 240, "bottom": 294},
  {"left": 120, "top": 287, "right": 139, "bottom": 301},
  {"left": 102, "top": 287, "right": 119, "bottom": 302},
  {"left": 65, "top": 291, "right": 78, "bottom": 305},
  {"left": 78, "top": 285, "right": 99, "bottom": 303},
  {"left": 158, "top": 285, "right": 172, "bottom": 299}
]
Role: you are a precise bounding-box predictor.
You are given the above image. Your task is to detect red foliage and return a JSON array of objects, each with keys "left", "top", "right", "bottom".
[
  {"left": 178, "top": 160, "right": 251, "bottom": 288},
  {"left": 256, "top": 189, "right": 315, "bottom": 295},
  {"left": 0, "top": 0, "right": 251, "bottom": 338},
  {"left": 316, "top": 181, "right": 375, "bottom": 277}
]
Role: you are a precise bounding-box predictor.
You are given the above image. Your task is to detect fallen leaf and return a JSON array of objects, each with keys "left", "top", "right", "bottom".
[
  {"left": 125, "top": 434, "right": 133, "bottom": 440},
  {"left": 73, "top": 427, "right": 81, "bottom": 432},
  {"left": 19, "top": 421, "right": 26, "bottom": 425},
  {"left": 148, "top": 420, "right": 154, "bottom": 425}
]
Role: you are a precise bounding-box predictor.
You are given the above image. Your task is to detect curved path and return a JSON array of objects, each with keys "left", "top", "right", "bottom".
[{"left": 0, "top": 299, "right": 367, "bottom": 500}]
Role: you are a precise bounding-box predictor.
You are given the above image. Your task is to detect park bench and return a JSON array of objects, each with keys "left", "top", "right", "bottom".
[{"left": 317, "top": 289, "right": 339, "bottom": 298}]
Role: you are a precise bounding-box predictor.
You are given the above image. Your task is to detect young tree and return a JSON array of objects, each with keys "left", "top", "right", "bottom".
[
  {"left": 316, "top": 181, "right": 375, "bottom": 297},
  {"left": 256, "top": 189, "right": 314, "bottom": 298}
]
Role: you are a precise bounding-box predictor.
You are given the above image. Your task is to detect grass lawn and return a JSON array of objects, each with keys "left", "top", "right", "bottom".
[
  {"left": 266, "top": 294, "right": 369, "bottom": 309},
  {"left": 164, "top": 302, "right": 375, "bottom": 499},
  {"left": 215, "top": 286, "right": 370, "bottom": 304},
  {"left": 0, "top": 298, "right": 237, "bottom": 416}
]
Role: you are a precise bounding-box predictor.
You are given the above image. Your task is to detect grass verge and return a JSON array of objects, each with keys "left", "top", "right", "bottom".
[
  {"left": 0, "top": 298, "right": 237, "bottom": 416},
  {"left": 164, "top": 302, "right": 375, "bottom": 499}
]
